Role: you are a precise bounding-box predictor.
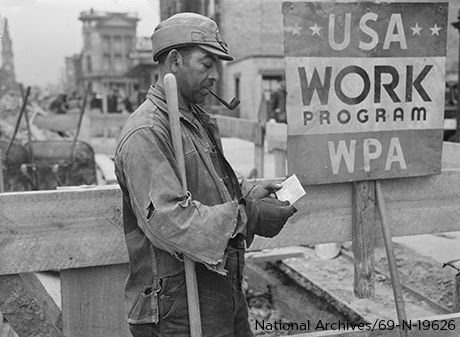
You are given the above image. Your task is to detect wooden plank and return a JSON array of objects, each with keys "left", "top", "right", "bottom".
[
  {"left": 0, "top": 186, "right": 126, "bottom": 274},
  {"left": 61, "top": 264, "right": 129, "bottom": 337},
  {"left": 245, "top": 246, "right": 305, "bottom": 264},
  {"left": 250, "top": 168, "right": 460, "bottom": 250},
  {"left": 89, "top": 113, "right": 129, "bottom": 130},
  {"left": 213, "top": 115, "right": 264, "bottom": 145},
  {"left": 89, "top": 114, "right": 128, "bottom": 140},
  {"left": 2, "top": 169, "right": 460, "bottom": 273},
  {"left": 33, "top": 114, "right": 81, "bottom": 133},
  {"left": 0, "top": 273, "right": 63, "bottom": 337},
  {"left": 352, "top": 181, "right": 376, "bottom": 299},
  {"left": 288, "top": 312, "right": 460, "bottom": 336}
]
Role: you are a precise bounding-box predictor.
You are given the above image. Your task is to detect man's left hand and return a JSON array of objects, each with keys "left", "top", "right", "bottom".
[{"left": 246, "top": 182, "right": 281, "bottom": 200}]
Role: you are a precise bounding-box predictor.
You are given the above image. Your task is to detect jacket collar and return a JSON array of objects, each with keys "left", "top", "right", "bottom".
[{"left": 147, "top": 84, "right": 211, "bottom": 124}]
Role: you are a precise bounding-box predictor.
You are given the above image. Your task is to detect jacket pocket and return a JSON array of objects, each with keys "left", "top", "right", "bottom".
[
  {"left": 127, "top": 285, "right": 160, "bottom": 324},
  {"left": 158, "top": 270, "right": 188, "bottom": 321}
]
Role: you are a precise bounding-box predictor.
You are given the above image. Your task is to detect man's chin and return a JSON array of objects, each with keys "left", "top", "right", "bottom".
[{"left": 195, "top": 94, "right": 207, "bottom": 104}]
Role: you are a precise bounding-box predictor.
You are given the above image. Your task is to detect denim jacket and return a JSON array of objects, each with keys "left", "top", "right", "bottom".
[{"left": 114, "top": 85, "right": 250, "bottom": 324}]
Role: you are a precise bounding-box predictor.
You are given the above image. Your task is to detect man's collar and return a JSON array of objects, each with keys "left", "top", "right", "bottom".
[
  {"left": 147, "top": 85, "right": 196, "bottom": 122},
  {"left": 148, "top": 85, "right": 212, "bottom": 124}
]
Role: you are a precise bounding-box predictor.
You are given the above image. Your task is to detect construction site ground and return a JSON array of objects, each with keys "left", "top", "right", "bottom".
[{"left": 32, "top": 137, "right": 460, "bottom": 336}]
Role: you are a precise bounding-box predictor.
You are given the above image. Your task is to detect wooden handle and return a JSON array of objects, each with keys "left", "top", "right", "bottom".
[{"left": 164, "top": 73, "right": 202, "bottom": 337}]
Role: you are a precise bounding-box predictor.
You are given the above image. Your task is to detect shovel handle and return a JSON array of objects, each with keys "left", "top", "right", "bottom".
[{"left": 164, "top": 73, "right": 202, "bottom": 337}]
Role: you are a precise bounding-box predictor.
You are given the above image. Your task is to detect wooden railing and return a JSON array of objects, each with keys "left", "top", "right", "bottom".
[{"left": 1, "top": 112, "right": 460, "bottom": 336}]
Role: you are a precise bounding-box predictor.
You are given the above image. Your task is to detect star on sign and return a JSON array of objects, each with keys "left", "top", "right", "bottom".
[
  {"left": 291, "top": 22, "right": 303, "bottom": 37},
  {"left": 430, "top": 23, "right": 441, "bottom": 36},
  {"left": 410, "top": 23, "right": 422, "bottom": 36},
  {"left": 310, "top": 23, "right": 322, "bottom": 36}
]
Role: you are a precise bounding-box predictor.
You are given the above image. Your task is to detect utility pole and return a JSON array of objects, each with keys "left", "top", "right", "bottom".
[{"left": 452, "top": 10, "right": 460, "bottom": 143}]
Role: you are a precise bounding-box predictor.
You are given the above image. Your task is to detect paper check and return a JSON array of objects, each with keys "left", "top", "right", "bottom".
[{"left": 275, "top": 174, "right": 306, "bottom": 205}]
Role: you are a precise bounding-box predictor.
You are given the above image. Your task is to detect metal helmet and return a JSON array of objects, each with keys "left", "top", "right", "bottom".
[{"left": 151, "top": 12, "right": 233, "bottom": 62}]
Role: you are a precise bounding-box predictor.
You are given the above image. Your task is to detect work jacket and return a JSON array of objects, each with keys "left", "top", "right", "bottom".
[{"left": 114, "top": 85, "right": 250, "bottom": 325}]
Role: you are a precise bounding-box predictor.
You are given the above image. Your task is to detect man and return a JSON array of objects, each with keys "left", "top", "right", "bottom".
[
  {"left": 269, "top": 79, "right": 287, "bottom": 123},
  {"left": 114, "top": 13, "right": 296, "bottom": 337}
]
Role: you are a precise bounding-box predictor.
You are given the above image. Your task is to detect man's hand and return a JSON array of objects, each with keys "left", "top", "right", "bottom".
[
  {"left": 246, "top": 181, "right": 282, "bottom": 200},
  {"left": 241, "top": 182, "right": 297, "bottom": 247}
]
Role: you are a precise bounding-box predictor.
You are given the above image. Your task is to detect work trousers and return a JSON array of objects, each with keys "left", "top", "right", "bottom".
[{"left": 128, "top": 248, "right": 254, "bottom": 337}]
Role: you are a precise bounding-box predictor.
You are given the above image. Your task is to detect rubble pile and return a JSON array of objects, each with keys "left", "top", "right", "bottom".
[
  {"left": 0, "top": 93, "right": 74, "bottom": 147},
  {"left": 0, "top": 92, "right": 97, "bottom": 191}
]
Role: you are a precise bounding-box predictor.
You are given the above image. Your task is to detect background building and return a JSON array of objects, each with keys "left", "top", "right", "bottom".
[
  {"left": 78, "top": 8, "right": 139, "bottom": 111},
  {"left": 125, "top": 36, "right": 159, "bottom": 109},
  {"left": 64, "top": 54, "right": 82, "bottom": 95}
]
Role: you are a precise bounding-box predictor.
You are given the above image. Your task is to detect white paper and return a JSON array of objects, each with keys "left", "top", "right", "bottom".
[{"left": 275, "top": 174, "right": 306, "bottom": 205}]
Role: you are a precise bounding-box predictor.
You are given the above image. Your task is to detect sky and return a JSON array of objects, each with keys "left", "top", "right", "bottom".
[{"left": 0, "top": 0, "right": 160, "bottom": 88}]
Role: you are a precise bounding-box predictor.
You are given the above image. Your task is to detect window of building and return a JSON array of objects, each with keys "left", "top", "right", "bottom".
[
  {"left": 262, "top": 75, "right": 282, "bottom": 101},
  {"left": 114, "top": 36, "right": 122, "bottom": 53},
  {"left": 125, "top": 36, "right": 133, "bottom": 50},
  {"left": 114, "top": 54, "right": 123, "bottom": 73},
  {"left": 234, "top": 76, "right": 240, "bottom": 99},
  {"left": 103, "top": 54, "right": 111, "bottom": 73},
  {"left": 182, "top": 0, "right": 202, "bottom": 13},
  {"left": 102, "top": 35, "right": 111, "bottom": 52},
  {"left": 86, "top": 55, "right": 92, "bottom": 73},
  {"left": 85, "top": 32, "right": 91, "bottom": 48}
]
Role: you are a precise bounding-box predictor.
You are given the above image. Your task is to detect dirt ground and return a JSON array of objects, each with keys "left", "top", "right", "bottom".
[{"left": 245, "top": 241, "right": 458, "bottom": 336}]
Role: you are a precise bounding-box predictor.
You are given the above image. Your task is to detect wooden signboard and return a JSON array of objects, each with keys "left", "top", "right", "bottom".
[{"left": 283, "top": 2, "right": 448, "bottom": 184}]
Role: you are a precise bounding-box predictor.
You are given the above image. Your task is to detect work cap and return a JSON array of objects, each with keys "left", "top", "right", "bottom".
[{"left": 151, "top": 12, "right": 233, "bottom": 62}]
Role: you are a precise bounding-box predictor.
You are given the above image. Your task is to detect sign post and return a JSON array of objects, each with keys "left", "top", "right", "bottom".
[{"left": 283, "top": 2, "right": 448, "bottom": 335}]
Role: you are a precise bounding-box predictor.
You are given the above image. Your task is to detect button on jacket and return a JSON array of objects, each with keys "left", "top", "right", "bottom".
[{"left": 114, "top": 85, "right": 253, "bottom": 328}]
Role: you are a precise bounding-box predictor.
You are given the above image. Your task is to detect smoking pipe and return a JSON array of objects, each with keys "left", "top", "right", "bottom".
[{"left": 208, "top": 89, "right": 240, "bottom": 110}]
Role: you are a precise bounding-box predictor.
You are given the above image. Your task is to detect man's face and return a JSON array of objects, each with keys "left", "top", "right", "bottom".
[{"left": 175, "top": 47, "right": 220, "bottom": 105}]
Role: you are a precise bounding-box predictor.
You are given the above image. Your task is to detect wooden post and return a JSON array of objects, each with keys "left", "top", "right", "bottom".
[
  {"left": 351, "top": 181, "right": 376, "bottom": 298},
  {"left": 0, "top": 149, "right": 4, "bottom": 193},
  {"left": 253, "top": 120, "right": 265, "bottom": 178},
  {"left": 273, "top": 149, "right": 287, "bottom": 178},
  {"left": 254, "top": 144, "right": 264, "bottom": 178},
  {"left": 266, "top": 121, "right": 287, "bottom": 178},
  {"left": 452, "top": 10, "right": 460, "bottom": 143},
  {"left": 376, "top": 181, "right": 409, "bottom": 337},
  {"left": 455, "top": 273, "right": 460, "bottom": 313},
  {"left": 0, "top": 273, "right": 63, "bottom": 337},
  {"left": 61, "top": 264, "right": 129, "bottom": 337}
]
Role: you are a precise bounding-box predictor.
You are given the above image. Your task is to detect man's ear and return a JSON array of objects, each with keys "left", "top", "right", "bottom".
[{"left": 167, "top": 49, "right": 182, "bottom": 73}]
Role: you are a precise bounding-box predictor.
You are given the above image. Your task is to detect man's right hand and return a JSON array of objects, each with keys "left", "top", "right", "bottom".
[{"left": 241, "top": 196, "right": 297, "bottom": 247}]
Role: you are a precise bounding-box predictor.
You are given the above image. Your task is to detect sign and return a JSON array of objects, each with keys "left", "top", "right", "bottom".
[{"left": 283, "top": 2, "right": 448, "bottom": 184}]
